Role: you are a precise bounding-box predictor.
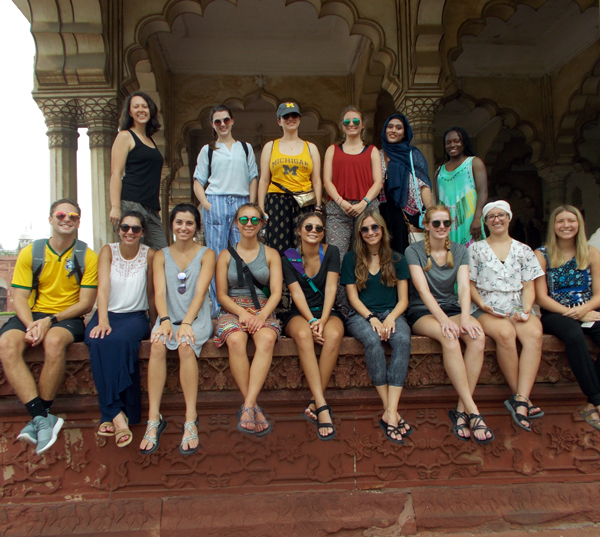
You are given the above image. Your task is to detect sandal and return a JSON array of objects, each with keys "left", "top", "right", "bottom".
[
  {"left": 448, "top": 408, "right": 470, "bottom": 442},
  {"left": 115, "top": 416, "right": 132, "bottom": 448},
  {"left": 302, "top": 400, "right": 317, "bottom": 424},
  {"left": 579, "top": 407, "right": 600, "bottom": 432},
  {"left": 140, "top": 415, "right": 168, "bottom": 455},
  {"left": 98, "top": 422, "right": 115, "bottom": 437},
  {"left": 469, "top": 413, "right": 495, "bottom": 445},
  {"left": 254, "top": 406, "right": 273, "bottom": 438},
  {"left": 523, "top": 396, "right": 545, "bottom": 419},
  {"left": 504, "top": 394, "right": 532, "bottom": 431},
  {"left": 179, "top": 419, "right": 199, "bottom": 456},
  {"left": 384, "top": 423, "right": 404, "bottom": 445},
  {"left": 397, "top": 417, "right": 413, "bottom": 438},
  {"left": 315, "top": 405, "right": 336, "bottom": 441},
  {"left": 237, "top": 405, "right": 256, "bottom": 436}
]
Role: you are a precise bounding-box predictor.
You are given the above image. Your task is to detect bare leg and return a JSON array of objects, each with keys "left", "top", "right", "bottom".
[
  {"left": 38, "top": 327, "right": 73, "bottom": 400},
  {"left": 248, "top": 328, "right": 277, "bottom": 433},
  {"left": 139, "top": 341, "right": 167, "bottom": 451},
  {"left": 178, "top": 343, "right": 199, "bottom": 451},
  {"left": 513, "top": 315, "right": 543, "bottom": 412},
  {"left": 226, "top": 331, "right": 250, "bottom": 399},
  {"left": 477, "top": 314, "right": 519, "bottom": 392},
  {"left": 0, "top": 330, "right": 36, "bottom": 402}
]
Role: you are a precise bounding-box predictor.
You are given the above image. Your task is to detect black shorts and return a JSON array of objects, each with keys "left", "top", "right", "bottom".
[
  {"left": 0, "top": 312, "right": 86, "bottom": 342},
  {"left": 406, "top": 304, "right": 462, "bottom": 327}
]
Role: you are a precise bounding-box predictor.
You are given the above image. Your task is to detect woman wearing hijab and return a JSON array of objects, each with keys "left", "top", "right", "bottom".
[{"left": 379, "top": 114, "right": 432, "bottom": 254}]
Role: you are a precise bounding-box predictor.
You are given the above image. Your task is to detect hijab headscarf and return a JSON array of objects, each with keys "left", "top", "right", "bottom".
[{"left": 381, "top": 114, "right": 431, "bottom": 210}]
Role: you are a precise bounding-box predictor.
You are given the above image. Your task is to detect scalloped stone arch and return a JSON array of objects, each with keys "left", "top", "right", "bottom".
[{"left": 413, "top": 0, "right": 446, "bottom": 85}]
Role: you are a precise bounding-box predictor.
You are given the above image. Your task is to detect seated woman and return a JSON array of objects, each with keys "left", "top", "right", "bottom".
[
  {"left": 281, "top": 212, "right": 344, "bottom": 441},
  {"left": 535, "top": 205, "right": 600, "bottom": 431},
  {"left": 405, "top": 205, "right": 492, "bottom": 444},
  {"left": 341, "top": 210, "right": 412, "bottom": 445},
  {"left": 139, "top": 204, "right": 215, "bottom": 456},
  {"left": 85, "top": 211, "right": 155, "bottom": 447},
  {"left": 214, "top": 203, "right": 282, "bottom": 436},
  {"left": 469, "top": 201, "right": 545, "bottom": 431}
]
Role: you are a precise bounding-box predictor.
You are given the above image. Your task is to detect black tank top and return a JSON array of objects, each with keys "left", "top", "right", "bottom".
[{"left": 121, "top": 130, "right": 164, "bottom": 210}]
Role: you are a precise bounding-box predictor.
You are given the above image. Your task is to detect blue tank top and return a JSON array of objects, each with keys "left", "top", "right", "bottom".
[{"left": 539, "top": 246, "right": 592, "bottom": 307}]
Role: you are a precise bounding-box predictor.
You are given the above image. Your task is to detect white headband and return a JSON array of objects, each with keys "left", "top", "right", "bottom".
[{"left": 482, "top": 200, "right": 512, "bottom": 220}]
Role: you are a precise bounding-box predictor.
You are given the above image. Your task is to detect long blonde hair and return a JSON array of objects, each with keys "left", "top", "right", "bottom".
[
  {"left": 423, "top": 205, "right": 454, "bottom": 272},
  {"left": 353, "top": 209, "right": 398, "bottom": 291},
  {"left": 545, "top": 205, "right": 589, "bottom": 269}
]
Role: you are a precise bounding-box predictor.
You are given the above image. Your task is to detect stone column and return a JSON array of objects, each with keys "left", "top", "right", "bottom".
[
  {"left": 399, "top": 95, "right": 441, "bottom": 179},
  {"left": 36, "top": 99, "right": 80, "bottom": 202},
  {"left": 539, "top": 166, "right": 571, "bottom": 221},
  {"left": 81, "top": 97, "right": 119, "bottom": 251}
]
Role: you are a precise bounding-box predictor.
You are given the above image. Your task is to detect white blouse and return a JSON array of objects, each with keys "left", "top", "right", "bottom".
[
  {"left": 108, "top": 243, "right": 150, "bottom": 313},
  {"left": 468, "top": 239, "right": 544, "bottom": 314}
]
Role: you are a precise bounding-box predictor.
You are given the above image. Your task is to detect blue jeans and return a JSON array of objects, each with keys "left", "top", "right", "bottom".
[{"left": 345, "top": 309, "right": 411, "bottom": 387}]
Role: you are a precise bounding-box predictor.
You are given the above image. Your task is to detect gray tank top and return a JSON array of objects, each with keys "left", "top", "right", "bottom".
[{"left": 228, "top": 242, "right": 269, "bottom": 298}]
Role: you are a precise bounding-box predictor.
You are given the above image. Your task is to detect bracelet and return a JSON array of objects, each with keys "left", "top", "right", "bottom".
[
  {"left": 159, "top": 316, "right": 171, "bottom": 324},
  {"left": 181, "top": 322, "right": 192, "bottom": 326},
  {"left": 362, "top": 197, "right": 371, "bottom": 206},
  {"left": 308, "top": 318, "right": 318, "bottom": 325},
  {"left": 335, "top": 196, "right": 342, "bottom": 205},
  {"left": 365, "top": 313, "right": 377, "bottom": 322}
]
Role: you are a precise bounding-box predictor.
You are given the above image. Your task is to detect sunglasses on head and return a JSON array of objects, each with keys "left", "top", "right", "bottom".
[
  {"left": 281, "top": 112, "right": 300, "bottom": 120},
  {"left": 213, "top": 117, "right": 232, "bottom": 126},
  {"left": 360, "top": 224, "right": 380, "bottom": 234},
  {"left": 303, "top": 223, "right": 324, "bottom": 233},
  {"left": 54, "top": 211, "right": 80, "bottom": 222},
  {"left": 177, "top": 272, "right": 187, "bottom": 295},
  {"left": 119, "top": 224, "right": 142, "bottom": 234},
  {"left": 343, "top": 118, "right": 361, "bottom": 127},
  {"left": 238, "top": 216, "right": 261, "bottom": 226},
  {"left": 430, "top": 219, "right": 452, "bottom": 228}
]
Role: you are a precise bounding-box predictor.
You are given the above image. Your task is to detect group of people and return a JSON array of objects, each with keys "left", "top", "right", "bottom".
[{"left": 1, "top": 93, "right": 599, "bottom": 456}]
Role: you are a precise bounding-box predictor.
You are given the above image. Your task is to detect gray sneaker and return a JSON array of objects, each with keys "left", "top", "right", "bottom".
[
  {"left": 17, "top": 420, "right": 38, "bottom": 445},
  {"left": 34, "top": 414, "right": 64, "bottom": 455}
]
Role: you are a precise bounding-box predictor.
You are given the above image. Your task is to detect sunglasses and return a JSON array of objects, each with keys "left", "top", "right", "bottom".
[
  {"left": 213, "top": 117, "right": 232, "bottom": 126},
  {"left": 486, "top": 212, "right": 509, "bottom": 222},
  {"left": 281, "top": 113, "right": 300, "bottom": 120},
  {"left": 303, "top": 224, "right": 324, "bottom": 233},
  {"left": 360, "top": 224, "right": 381, "bottom": 234},
  {"left": 54, "top": 211, "right": 80, "bottom": 222},
  {"left": 238, "top": 216, "right": 261, "bottom": 226},
  {"left": 343, "top": 118, "right": 361, "bottom": 127},
  {"left": 119, "top": 224, "right": 142, "bottom": 234},
  {"left": 177, "top": 272, "right": 187, "bottom": 295},
  {"left": 430, "top": 220, "right": 452, "bottom": 228}
]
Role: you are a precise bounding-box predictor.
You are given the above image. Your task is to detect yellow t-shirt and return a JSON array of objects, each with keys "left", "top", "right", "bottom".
[
  {"left": 267, "top": 139, "right": 313, "bottom": 194},
  {"left": 11, "top": 241, "right": 99, "bottom": 314}
]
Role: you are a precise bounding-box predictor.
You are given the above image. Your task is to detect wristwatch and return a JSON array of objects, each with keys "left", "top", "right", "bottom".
[{"left": 49, "top": 315, "right": 58, "bottom": 325}]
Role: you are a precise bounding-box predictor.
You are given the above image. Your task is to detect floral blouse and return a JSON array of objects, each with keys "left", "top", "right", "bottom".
[{"left": 469, "top": 239, "right": 544, "bottom": 314}]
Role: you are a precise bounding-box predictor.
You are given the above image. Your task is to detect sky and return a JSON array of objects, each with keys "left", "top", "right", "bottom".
[{"left": 0, "top": 2, "right": 92, "bottom": 251}]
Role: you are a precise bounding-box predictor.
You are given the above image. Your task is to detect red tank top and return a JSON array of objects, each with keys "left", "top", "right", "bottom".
[{"left": 330, "top": 144, "right": 374, "bottom": 200}]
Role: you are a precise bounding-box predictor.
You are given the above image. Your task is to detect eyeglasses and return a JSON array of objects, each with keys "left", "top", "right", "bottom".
[
  {"left": 343, "top": 118, "right": 361, "bottom": 127},
  {"left": 430, "top": 220, "right": 452, "bottom": 228},
  {"left": 304, "top": 224, "right": 324, "bottom": 233},
  {"left": 54, "top": 211, "right": 80, "bottom": 222},
  {"left": 238, "top": 216, "right": 261, "bottom": 226},
  {"left": 281, "top": 113, "right": 300, "bottom": 120},
  {"left": 119, "top": 224, "right": 142, "bottom": 234},
  {"left": 213, "top": 117, "right": 232, "bottom": 126},
  {"left": 177, "top": 272, "right": 187, "bottom": 295},
  {"left": 360, "top": 224, "right": 381, "bottom": 234},
  {"left": 486, "top": 212, "right": 509, "bottom": 222}
]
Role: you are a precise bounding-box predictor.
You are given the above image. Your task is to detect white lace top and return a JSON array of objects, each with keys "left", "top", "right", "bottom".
[{"left": 108, "top": 243, "right": 150, "bottom": 313}]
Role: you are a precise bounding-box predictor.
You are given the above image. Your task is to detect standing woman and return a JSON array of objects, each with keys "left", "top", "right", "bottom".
[
  {"left": 85, "top": 211, "right": 156, "bottom": 447},
  {"left": 282, "top": 212, "right": 345, "bottom": 441},
  {"left": 469, "top": 201, "right": 545, "bottom": 431},
  {"left": 193, "top": 104, "right": 259, "bottom": 317},
  {"left": 323, "top": 106, "right": 383, "bottom": 262},
  {"left": 109, "top": 91, "right": 167, "bottom": 250},
  {"left": 214, "top": 203, "right": 282, "bottom": 436},
  {"left": 379, "top": 114, "right": 432, "bottom": 254},
  {"left": 535, "top": 206, "right": 600, "bottom": 430},
  {"left": 257, "top": 102, "right": 323, "bottom": 253},
  {"left": 139, "top": 204, "right": 215, "bottom": 456},
  {"left": 435, "top": 127, "right": 488, "bottom": 247},
  {"left": 341, "top": 210, "right": 412, "bottom": 445},
  {"left": 405, "top": 205, "right": 492, "bottom": 444}
]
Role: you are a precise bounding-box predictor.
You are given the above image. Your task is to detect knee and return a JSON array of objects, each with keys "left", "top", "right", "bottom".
[
  {"left": 227, "top": 335, "right": 247, "bottom": 355},
  {"left": 0, "top": 335, "right": 22, "bottom": 363},
  {"left": 255, "top": 331, "right": 277, "bottom": 352},
  {"left": 325, "top": 325, "right": 344, "bottom": 343},
  {"left": 43, "top": 334, "right": 69, "bottom": 360},
  {"left": 496, "top": 326, "right": 517, "bottom": 347},
  {"left": 294, "top": 329, "right": 314, "bottom": 347}
]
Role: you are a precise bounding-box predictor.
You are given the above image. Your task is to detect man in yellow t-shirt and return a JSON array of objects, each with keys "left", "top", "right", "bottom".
[{"left": 0, "top": 199, "right": 98, "bottom": 455}]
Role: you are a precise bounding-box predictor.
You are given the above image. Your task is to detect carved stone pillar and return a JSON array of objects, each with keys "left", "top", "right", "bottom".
[
  {"left": 81, "top": 97, "right": 119, "bottom": 251},
  {"left": 539, "top": 166, "right": 571, "bottom": 221},
  {"left": 399, "top": 96, "right": 441, "bottom": 178},
  {"left": 36, "top": 99, "right": 80, "bottom": 202}
]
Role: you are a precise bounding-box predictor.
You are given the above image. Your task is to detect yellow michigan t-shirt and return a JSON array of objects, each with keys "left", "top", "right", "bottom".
[{"left": 11, "top": 240, "right": 99, "bottom": 314}]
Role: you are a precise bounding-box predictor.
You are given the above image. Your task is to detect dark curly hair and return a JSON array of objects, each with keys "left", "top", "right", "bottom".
[
  {"left": 119, "top": 91, "right": 161, "bottom": 137},
  {"left": 443, "top": 126, "right": 476, "bottom": 161}
]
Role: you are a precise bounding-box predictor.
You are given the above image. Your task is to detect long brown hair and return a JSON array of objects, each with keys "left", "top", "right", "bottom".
[
  {"left": 209, "top": 104, "right": 233, "bottom": 150},
  {"left": 545, "top": 205, "right": 589, "bottom": 269},
  {"left": 423, "top": 205, "right": 454, "bottom": 272},
  {"left": 295, "top": 212, "right": 326, "bottom": 255},
  {"left": 353, "top": 209, "right": 398, "bottom": 291}
]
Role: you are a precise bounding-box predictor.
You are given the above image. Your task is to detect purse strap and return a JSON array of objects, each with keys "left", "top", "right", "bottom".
[
  {"left": 283, "top": 247, "right": 325, "bottom": 298},
  {"left": 271, "top": 180, "right": 296, "bottom": 196},
  {"left": 409, "top": 150, "right": 424, "bottom": 219}
]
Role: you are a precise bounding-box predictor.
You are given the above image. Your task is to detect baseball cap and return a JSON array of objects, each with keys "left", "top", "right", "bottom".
[{"left": 277, "top": 102, "right": 302, "bottom": 119}]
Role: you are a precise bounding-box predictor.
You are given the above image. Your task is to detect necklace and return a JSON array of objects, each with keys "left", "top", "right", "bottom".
[{"left": 284, "top": 140, "right": 298, "bottom": 153}]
